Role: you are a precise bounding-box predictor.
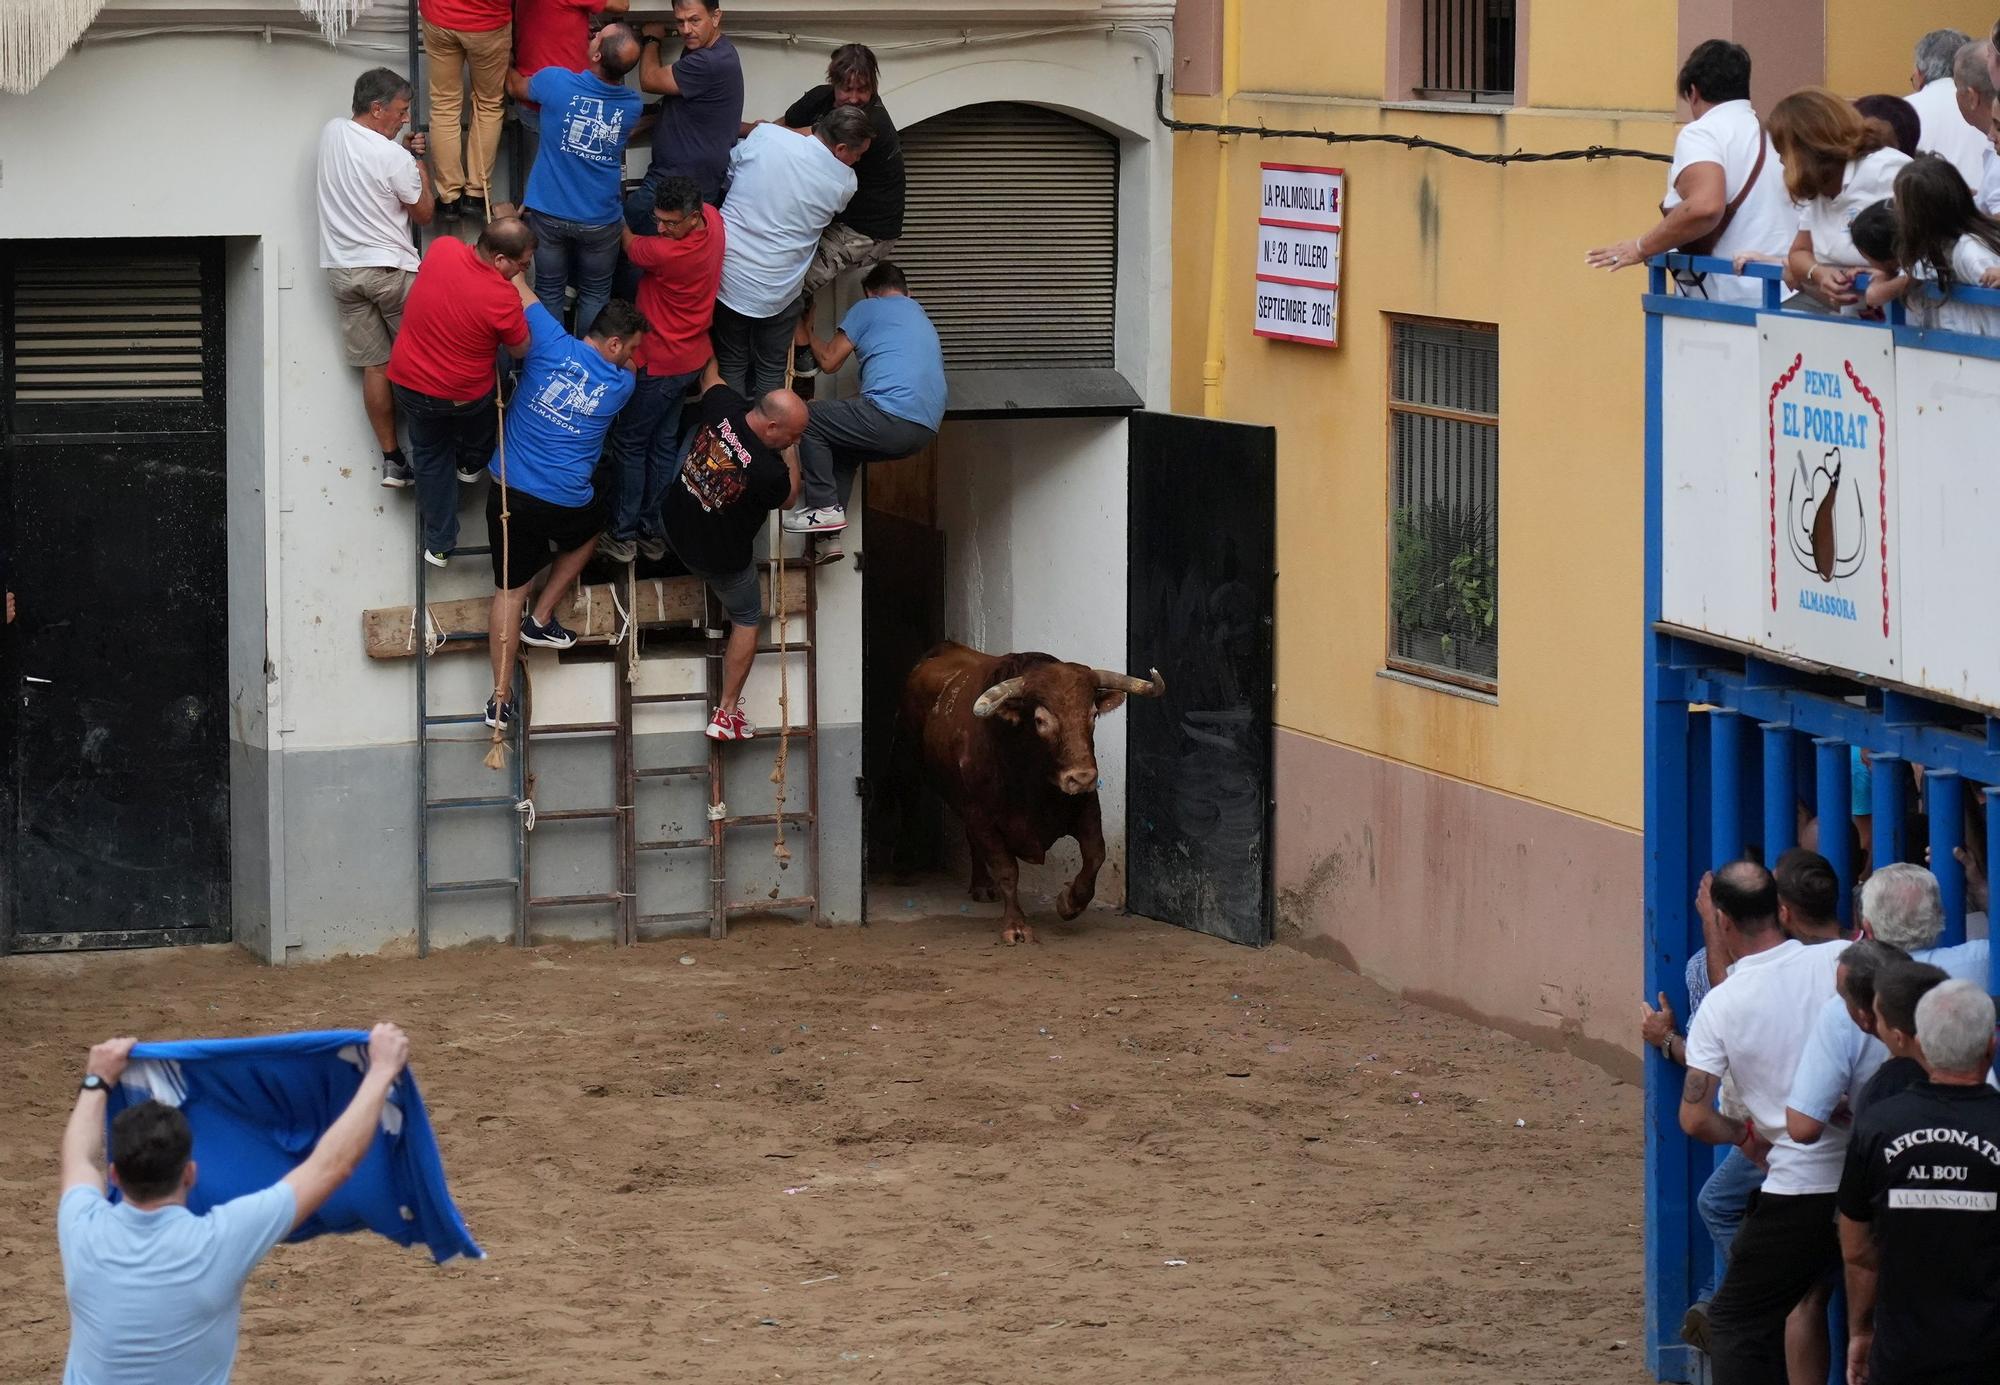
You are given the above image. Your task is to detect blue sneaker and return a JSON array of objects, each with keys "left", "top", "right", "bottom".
[
  {"left": 520, "top": 611, "right": 577, "bottom": 649},
  {"left": 483, "top": 695, "right": 514, "bottom": 731}
]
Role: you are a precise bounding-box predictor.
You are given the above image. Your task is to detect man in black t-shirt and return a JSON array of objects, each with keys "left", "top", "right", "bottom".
[
  {"left": 1838, "top": 979, "right": 2000, "bottom": 1385},
  {"left": 1857, "top": 961, "right": 1949, "bottom": 1118},
  {"left": 663, "top": 358, "right": 806, "bottom": 741}
]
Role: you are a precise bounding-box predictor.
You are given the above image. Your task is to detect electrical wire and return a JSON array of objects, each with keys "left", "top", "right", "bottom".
[{"left": 1154, "top": 75, "right": 1671, "bottom": 166}]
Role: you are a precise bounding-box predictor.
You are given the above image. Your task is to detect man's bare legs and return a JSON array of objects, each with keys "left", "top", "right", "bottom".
[
  {"left": 719, "top": 622, "right": 757, "bottom": 708},
  {"left": 362, "top": 364, "right": 398, "bottom": 452}
]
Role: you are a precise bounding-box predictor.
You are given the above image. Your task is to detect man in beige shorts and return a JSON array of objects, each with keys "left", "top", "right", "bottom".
[{"left": 317, "top": 68, "right": 436, "bottom": 487}]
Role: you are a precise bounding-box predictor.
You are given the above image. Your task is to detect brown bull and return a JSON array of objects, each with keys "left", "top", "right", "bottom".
[{"left": 900, "top": 642, "right": 1164, "bottom": 944}]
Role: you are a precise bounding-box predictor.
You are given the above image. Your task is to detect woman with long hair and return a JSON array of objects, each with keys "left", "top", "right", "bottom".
[
  {"left": 1768, "top": 87, "right": 1912, "bottom": 310},
  {"left": 1891, "top": 154, "right": 2000, "bottom": 334}
]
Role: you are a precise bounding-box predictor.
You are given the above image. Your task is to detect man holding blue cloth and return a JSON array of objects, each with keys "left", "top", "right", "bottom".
[
  {"left": 58, "top": 1024, "right": 413, "bottom": 1384},
  {"left": 505, "top": 22, "right": 641, "bottom": 335}
]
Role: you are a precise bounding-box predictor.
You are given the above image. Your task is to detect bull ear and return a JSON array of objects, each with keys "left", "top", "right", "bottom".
[{"left": 1093, "top": 689, "right": 1127, "bottom": 715}]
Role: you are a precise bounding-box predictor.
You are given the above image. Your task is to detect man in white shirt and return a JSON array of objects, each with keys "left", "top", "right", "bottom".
[
  {"left": 1908, "top": 29, "right": 1988, "bottom": 192},
  {"left": 713, "top": 103, "right": 871, "bottom": 398},
  {"left": 1585, "top": 40, "right": 1792, "bottom": 308},
  {"left": 1680, "top": 860, "right": 1847, "bottom": 1385},
  {"left": 317, "top": 68, "right": 436, "bottom": 488},
  {"left": 1954, "top": 41, "right": 2000, "bottom": 214}
]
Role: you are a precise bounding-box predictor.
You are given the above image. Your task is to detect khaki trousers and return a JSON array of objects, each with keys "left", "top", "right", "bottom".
[{"left": 422, "top": 18, "right": 511, "bottom": 200}]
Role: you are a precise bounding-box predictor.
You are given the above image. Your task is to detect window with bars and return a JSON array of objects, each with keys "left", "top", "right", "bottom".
[
  {"left": 1388, "top": 318, "right": 1499, "bottom": 691},
  {"left": 1417, "top": 0, "right": 1518, "bottom": 104}
]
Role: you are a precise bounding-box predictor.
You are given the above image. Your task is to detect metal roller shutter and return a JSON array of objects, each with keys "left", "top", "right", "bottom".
[{"left": 894, "top": 103, "right": 1119, "bottom": 372}]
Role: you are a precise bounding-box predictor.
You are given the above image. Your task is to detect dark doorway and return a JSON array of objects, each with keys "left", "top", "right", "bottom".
[
  {"left": 1125, "top": 411, "right": 1276, "bottom": 946},
  {"left": 2, "top": 242, "right": 231, "bottom": 951}
]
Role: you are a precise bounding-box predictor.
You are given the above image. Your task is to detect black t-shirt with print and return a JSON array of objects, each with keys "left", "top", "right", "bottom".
[
  {"left": 663, "top": 385, "right": 789, "bottom": 575},
  {"left": 1854, "top": 1056, "right": 1928, "bottom": 1121},
  {"left": 1837, "top": 1081, "right": 2000, "bottom": 1383},
  {"left": 782, "top": 86, "right": 904, "bottom": 240}
]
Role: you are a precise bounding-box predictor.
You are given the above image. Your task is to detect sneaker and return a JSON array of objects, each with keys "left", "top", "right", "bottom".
[
  {"left": 520, "top": 611, "right": 577, "bottom": 649},
  {"left": 380, "top": 457, "right": 415, "bottom": 488},
  {"left": 636, "top": 532, "right": 668, "bottom": 562},
  {"left": 460, "top": 195, "right": 487, "bottom": 222},
  {"left": 597, "top": 533, "right": 637, "bottom": 563},
  {"left": 791, "top": 343, "right": 819, "bottom": 379},
  {"left": 704, "top": 702, "right": 755, "bottom": 741},
  {"left": 483, "top": 695, "right": 514, "bottom": 731},
  {"left": 783, "top": 504, "right": 846, "bottom": 534},
  {"left": 456, "top": 463, "right": 485, "bottom": 484},
  {"left": 809, "top": 537, "right": 845, "bottom": 567},
  {"left": 424, "top": 548, "right": 449, "bottom": 569},
  {"left": 1679, "top": 1301, "right": 1711, "bottom": 1355},
  {"left": 437, "top": 197, "right": 462, "bottom": 220}
]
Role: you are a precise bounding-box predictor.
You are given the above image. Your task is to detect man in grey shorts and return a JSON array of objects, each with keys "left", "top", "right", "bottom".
[
  {"left": 317, "top": 67, "right": 437, "bottom": 486},
  {"left": 662, "top": 359, "right": 807, "bottom": 741}
]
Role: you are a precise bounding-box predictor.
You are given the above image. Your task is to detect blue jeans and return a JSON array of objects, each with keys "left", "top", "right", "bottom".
[
  {"left": 605, "top": 367, "right": 700, "bottom": 541},
  {"left": 524, "top": 207, "right": 621, "bottom": 337},
  {"left": 798, "top": 397, "right": 936, "bottom": 510},
  {"left": 1696, "top": 1144, "right": 1765, "bottom": 1299},
  {"left": 391, "top": 383, "right": 496, "bottom": 555},
  {"left": 712, "top": 297, "right": 803, "bottom": 401}
]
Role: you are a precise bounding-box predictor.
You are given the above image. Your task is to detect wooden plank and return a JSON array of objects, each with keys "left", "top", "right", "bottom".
[{"left": 362, "top": 571, "right": 809, "bottom": 660}]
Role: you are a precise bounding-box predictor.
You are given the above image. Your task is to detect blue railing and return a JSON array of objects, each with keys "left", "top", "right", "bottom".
[{"left": 1641, "top": 254, "right": 2000, "bottom": 1381}]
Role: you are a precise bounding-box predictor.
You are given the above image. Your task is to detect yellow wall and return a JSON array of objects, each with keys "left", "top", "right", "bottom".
[
  {"left": 1826, "top": 0, "right": 1998, "bottom": 96},
  {"left": 1238, "top": 2, "right": 1384, "bottom": 98},
  {"left": 1527, "top": 0, "right": 1676, "bottom": 112}
]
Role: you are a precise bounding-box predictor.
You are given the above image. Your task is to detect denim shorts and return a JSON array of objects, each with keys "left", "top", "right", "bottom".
[{"left": 690, "top": 560, "right": 762, "bottom": 629}]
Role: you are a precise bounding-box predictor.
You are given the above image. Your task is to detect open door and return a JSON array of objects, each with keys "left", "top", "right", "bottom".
[{"left": 1125, "top": 411, "right": 1276, "bottom": 946}]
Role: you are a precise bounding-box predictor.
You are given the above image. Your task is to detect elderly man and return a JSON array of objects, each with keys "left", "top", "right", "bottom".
[
  {"left": 1585, "top": 39, "right": 1792, "bottom": 306},
  {"left": 629, "top": 0, "right": 742, "bottom": 219},
  {"left": 663, "top": 362, "right": 807, "bottom": 741},
  {"left": 1838, "top": 979, "right": 2000, "bottom": 1385},
  {"left": 1786, "top": 864, "right": 1988, "bottom": 1147},
  {"left": 503, "top": 21, "right": 641, "bottom": 335},
  {"left": 58, "top": 1025, "right": 410, "bottom": 1384},
  {"left": 713, "top": 106, "right": 871, "bottom": 400},
  {"left": 1681, "top": 860, "right": 1848, "bottom": 1385},
  {"left": 317, "top": 68, "right": 436, "bottom": 488},
  {"left": 1909, "top": 28, "right": 1988, "bottom": 189},
  {"left": 1955, "top": 40, "right": 2000, "bottom": 214}
]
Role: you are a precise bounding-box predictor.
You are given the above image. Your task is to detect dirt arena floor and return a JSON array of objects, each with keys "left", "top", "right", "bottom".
[{"left": 0, "top": 915, "right": 1649, "bottom": 1383}]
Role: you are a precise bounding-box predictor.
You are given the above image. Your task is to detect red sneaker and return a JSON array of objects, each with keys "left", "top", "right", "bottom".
[{"left": 704, "top": 703, "right": 756, "bottom": 741}]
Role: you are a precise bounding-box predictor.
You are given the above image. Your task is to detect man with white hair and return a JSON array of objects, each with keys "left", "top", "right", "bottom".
[
  {"left": 1909, "top": 29, "right": 1989, "bottom": 189},
  {"left": 1785, "top": 863, "right": 1987, "bottom": 1147},
  {"left": 1952, "top": 40, "right": 2000, "bottom": 213},
  {"left": 1837, "top": 979, "right": 2000, "bottom": 1385}
]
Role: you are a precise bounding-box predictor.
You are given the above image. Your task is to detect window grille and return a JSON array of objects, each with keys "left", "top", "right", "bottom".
[
  {"left": 1388, "top": 319, "right": 1499, "bottom": 690},
  {"left": 1417, "top": 0, "right": 1517, "bottom": 104},
  {"left": 9, "top": 257, "right": 209, "bottom": 403}
]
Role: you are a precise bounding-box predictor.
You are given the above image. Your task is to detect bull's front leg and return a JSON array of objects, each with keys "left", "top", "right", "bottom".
[
  {"left": 967, "top": 828, "right": 999, "bottom": 903},
  {"left": 1056, "top": 793, "right": 1105, "bottom": 922},
  {"left": 972, "top": 832, "right": 1035, "bottom": 945}
]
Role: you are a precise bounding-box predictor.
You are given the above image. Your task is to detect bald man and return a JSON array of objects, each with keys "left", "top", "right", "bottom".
[{"left": 662, "top": 358, "right": 806, "bottom": 740}]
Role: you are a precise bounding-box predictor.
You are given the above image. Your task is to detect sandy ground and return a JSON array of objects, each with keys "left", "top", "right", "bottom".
[{"left": 0, "top": 915, "right": 1649, "bottom": 1384}]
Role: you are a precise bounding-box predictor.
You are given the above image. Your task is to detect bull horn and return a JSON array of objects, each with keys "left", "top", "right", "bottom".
[
  {"left": 1092, "top": 668, "right": 1166, "bottom": 698},
  {"left": 972, "top": 676, "right": 1030, "bottom": 718}
]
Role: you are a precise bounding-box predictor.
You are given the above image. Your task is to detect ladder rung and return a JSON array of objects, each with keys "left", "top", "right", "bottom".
[
  {"left": 725, "top": 727, "right": 814, "bottom": 742},
  {"left": 754, "top": 642, "right": 813, "bottom": 655},
  {"left": 636, "top": 836, "right": 708, "bottom": 851},
  {"left": 632, "top": 692, "right": 709, "bottom": 705},
  {"left": 427, "top": 876, "right": 520, "bottom": 894},
  {"left": 528, "top": 891, "right": 624, "bottom": 908},
  {"left": 426, "top": 795, "right": 518, "bottom": 811},
  {"left": 720, "top": 812, "right": 815, "bottom": 828},
  {"left": 635, "top": 764, "right": 708, "bottom": 779},
  {"left": 448, "top": 544, "right": 494, "bottom": 557},
  {"left": 527, "top": 721, "right": 620, "bottom": 736},
  {"left": 636, "top": 910, "right": 712, "bottom": 929},
  {"left": 423, "top": 712, "right": 492, "bottom": 727},
  {"left": 438, "top": 631, "right": 489, "bottom": 644},
  {"left": 533, "top": 807, "right": 623, "bottom": 822},
  {"left": 727, "top": 896, "right": 816, "bottom": 912}
]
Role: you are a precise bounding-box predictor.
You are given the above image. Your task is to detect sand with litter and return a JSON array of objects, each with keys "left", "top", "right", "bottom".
[{"left": 0, "top": 916, "right": 1648, "bottom": 1383}]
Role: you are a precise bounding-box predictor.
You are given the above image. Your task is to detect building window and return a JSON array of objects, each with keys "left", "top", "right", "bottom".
[
  {"left": 1388, "top": 318, "right": 1499, "bottom": 691},
  {"left": 1417, "top": 0, "right": 1517, "bottom": 103}
]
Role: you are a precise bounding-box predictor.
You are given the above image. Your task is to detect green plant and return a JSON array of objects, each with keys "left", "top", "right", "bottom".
[{"left": 1391, "top": 499, "right": 1497, "bottom": 671}]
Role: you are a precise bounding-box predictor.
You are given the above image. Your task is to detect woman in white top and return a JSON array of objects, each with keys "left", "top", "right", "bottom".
[
  {"left": 1769, "top": 88, "right": 1913, "bottom": 310},
  {"left": 1890, "top": 155, "right": 2000, "bottom": 335}
]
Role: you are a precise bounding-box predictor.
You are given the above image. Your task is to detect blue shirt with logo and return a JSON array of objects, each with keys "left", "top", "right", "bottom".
[
  {"left": 525, "top": 67, "right": 640, "bottom": 225},
  {"left": 841, "top": 294, "right": 947, "bottom": 432},
  {"left": 491, "top": 303, "right": 635, "bottom": 507}
]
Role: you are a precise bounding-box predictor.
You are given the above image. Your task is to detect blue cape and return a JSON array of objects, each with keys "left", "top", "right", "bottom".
[{"left": 108, "top": 1030, "right": 481, "bottom": 1263}]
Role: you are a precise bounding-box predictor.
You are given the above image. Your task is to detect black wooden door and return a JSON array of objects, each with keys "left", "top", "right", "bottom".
[
  {"left": 1126, "top": 411, "right": 1276, "bottom": 946},
  {"left": 3, "top": 244, "right": 231, "bottom": 951},
  {"left": 861, "top": 502, "right": 947, "bottom": 896}
]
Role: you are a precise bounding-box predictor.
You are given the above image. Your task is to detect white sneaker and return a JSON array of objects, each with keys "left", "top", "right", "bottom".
[{"left": 782, "top": 505, "right": 846, "bottom": 534}]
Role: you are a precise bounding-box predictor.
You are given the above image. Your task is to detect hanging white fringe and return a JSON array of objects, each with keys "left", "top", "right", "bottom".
[
  {"left": 294, "top": 0, "right": 377, "bottom": 42},
  {"left": 0, "top": 0, "right": 105, "bottom": 94}
]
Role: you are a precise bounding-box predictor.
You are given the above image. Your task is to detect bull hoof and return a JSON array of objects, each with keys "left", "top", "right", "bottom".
[
  {"left": 1001, "top": 925, "right": 1026, "bottom": 946},
  {"left": 969, "top": 883, "right": 1000, "bottom": 903},
  {"left": 1056, "top": 885, "right": 1088, "bottom": 921}
]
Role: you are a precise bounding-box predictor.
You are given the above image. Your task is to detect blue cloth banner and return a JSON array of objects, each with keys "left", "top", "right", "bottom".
[{"left": 106, "top": 1030, "right": 481, "bottom": 1263}]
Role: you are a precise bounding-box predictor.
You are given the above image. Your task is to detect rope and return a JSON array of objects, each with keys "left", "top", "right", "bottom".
[
  {"left": 624, "top": 562, "right": 641, "bottom": 684},
  {"left": 515, "top": 798, "right": 537, "bottom": 831},
  {"left": 484, "top": 366, "right": 513, "bottom": 772},
  {"left": 768, "top": 354, "right": 796, "bottom": 870}
]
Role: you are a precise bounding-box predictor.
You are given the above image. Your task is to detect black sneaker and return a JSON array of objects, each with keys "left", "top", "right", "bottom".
[
  {"left": 597, "top": 533, "right": 637, "bottom": 563},
  {"left": 791, "top": 343, "right": 818, "bottom": 379},
  {"left": 483, "top": 695, "right": 513, "bottom": 731},
  {"left": 381, "top": 457, "right": 414, "bottom": 488},
  {"left": 437, "top": 197, "right": 462, "bottom": 220},
  {"left": 636, "top": 532, "right": 668, "bottom": 562},
  {"left": 521, "top": 611, "right": 577, "bottom": 649},
  {"left": 460, "top": 195, "right": 487, "bottom": 222},
  {"left": 456, "top": 463, "right": 485, "bottom": 484},
  {"left": 1679, "top": 1300, "right": 1712, "bottom": 1354}
]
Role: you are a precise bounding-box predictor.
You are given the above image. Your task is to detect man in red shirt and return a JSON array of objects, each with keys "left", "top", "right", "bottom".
[
  {"left": 420, "top": 0, "right": 514, "bottom": 219},
  {"left": 386, "top": 216, "right": 537, "bottom": 564},
  {"left": 599, "top": 175, "right": 724, "bottom": 562},
  {"left": 509, "top": 0, "right": 629, "bottom": 182}
]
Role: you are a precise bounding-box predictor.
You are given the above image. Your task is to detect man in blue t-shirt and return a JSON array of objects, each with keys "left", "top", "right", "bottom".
[
  {"left": 482, "top": 278, "right": 647, "bottom": 732},
  {"left": 627, "top": 0, "right": 742, "bottom": 228},
  {"left": 503, "top": 22, "right": 641, "bottom": 336},
  {"left": 782, "top": 261, "right": 945, "bottom": 548},
  {"left": 57, "top": 1025, "right": 411, "bottom": 1385}
]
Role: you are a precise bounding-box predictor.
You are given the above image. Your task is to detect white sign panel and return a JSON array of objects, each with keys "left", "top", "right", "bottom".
[
  {"left": 1758, "top": 316, "right": 1900, "bottom": 677},
  {"left": 1659, "top": 316, "right": 1768, "bottom": 646},
  {"left": 1256, "top": 162, "right": 1342, "bottom": 348}
]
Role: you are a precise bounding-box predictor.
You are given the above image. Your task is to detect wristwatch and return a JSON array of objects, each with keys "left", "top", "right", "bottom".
[{"left": 79, "top": 1074, "right": 108, "bottom": 1094}]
